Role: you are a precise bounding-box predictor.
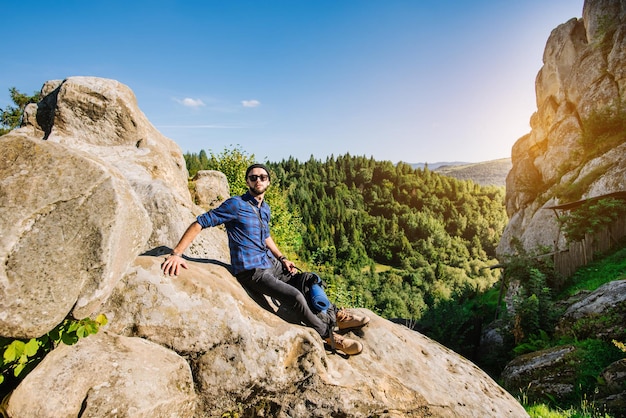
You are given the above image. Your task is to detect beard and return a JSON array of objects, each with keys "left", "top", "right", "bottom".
[{"left": 249, "top": 183, "right": 268, "bottom": 196}]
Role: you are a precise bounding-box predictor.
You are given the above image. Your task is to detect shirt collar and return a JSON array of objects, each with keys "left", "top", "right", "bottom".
[{"left": 242, "top": 191, "right": 264, "bottom": 208}]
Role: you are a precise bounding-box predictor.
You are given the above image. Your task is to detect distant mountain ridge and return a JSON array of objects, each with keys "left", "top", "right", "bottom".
[
  {"left": 409, "top": 158, "right": 512, "bottom": 187},
  {"left": 409, "top": 161, "right": 469, "bottom": 170}
]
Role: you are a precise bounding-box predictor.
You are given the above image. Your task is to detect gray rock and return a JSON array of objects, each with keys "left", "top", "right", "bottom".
[
  {"left": 23, "top": 76, "right": 230, "bottom": 260},
  {"left": 0, "top": 136, "right": 151, "bottom": 336},
  {"left": 6, "top": 332, "right": 196, "bottom": 418},
  {"left": 192, "top": 170, "right": 230, "bottom": 210},
  {"left": 597, "top": 358, "right": 626, "bottom": 418},
  {"left": 556, "top": 280, "right": 626, "bottom": 340},
  {"left": 101, "top": 256, "right": 528, "bottom": 417},
  {"left": 502, "top": 346, "right": 577, "bottom": 401},
  {"left": 562, "top": 280, "right": 626, "bottom": 319}
]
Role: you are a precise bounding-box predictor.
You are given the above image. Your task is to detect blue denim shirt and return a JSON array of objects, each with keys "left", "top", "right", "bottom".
[{"left": 196, "top": 191, "right": 273, "bottom": 274}]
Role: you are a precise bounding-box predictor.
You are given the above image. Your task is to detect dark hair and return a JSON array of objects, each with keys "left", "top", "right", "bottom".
[{"left": 245, "top": 163, "right": 270, "bottom": 180}]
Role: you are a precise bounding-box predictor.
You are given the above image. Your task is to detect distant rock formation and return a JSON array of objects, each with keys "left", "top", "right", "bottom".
[
  {"left": 498, "top": 0, "right": 626, "bottom": 256},
  {"left": 0, "top": 77, "right": 528, "bottom": 417}
]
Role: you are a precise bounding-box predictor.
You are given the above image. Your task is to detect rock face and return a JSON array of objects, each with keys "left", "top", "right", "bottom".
[
  {"left": 555, "top": 279, "right": 626, "bottom": 341},
  {"left": 0, "top": 136, "right": 151, "bottom": 336},
  {"left": 192, "top": 170, "right": 230, "bottom": 209},
  {"left": 0, "top": 77, "right": 528, "bottom": 417},
  {"left": 22, "top": 76, "right": 230, "bottom": 261},
  {"left": 498, "top": 0, "right": 626, "bottom": 256},
  {"left": 6, "top": 332, "right": 197, "bottom": 417}
]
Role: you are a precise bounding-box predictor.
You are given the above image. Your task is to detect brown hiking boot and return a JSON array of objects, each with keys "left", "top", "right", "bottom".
[
  {"left": 325, "top": 332, "right": 363, "bottom": 355},
  {"left": 336, "top": 308, "right": 370, "bottom": 330}
]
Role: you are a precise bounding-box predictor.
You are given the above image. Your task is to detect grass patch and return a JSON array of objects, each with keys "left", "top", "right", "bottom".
[
  {"left": 526, "top": 402, "right": 613, "bottom": 418},
  {"left": 559, "top": 244, "right": 626, "bottom": 298},
  {"left": 362, "top": 263, "right": 395, "bottom": 273}
]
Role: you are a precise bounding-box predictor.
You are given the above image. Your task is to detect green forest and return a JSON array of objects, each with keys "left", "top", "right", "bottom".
[{"left": 268, "top": 155, "right": 507, "bottom": 316}]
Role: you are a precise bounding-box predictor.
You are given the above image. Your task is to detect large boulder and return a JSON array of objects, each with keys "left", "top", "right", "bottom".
[
  {"left": 0, "top": 135, "right": 151, "bottom": 336},
  {"left": 192, "top": 170, "right": 230, "bottom": 210},
  {"left": 6, "top": 332, "right": 196, "bottom": 418},
  {"left": 502, "top": 346, "right": 578, "bottom": 403},
  {"left": 21, "top": 76, "right": 229, "bottom": 260},
  {"left": 100, "top": 256, "right": 528, "bottom": 417}
]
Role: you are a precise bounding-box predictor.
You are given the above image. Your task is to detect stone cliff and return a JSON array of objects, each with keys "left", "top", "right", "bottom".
[
  {"left": 0, "top": 77, "right": 528, "bottom": 417},
  {"left": 498, "top": 0, "right": 626, "bottom": 256}
]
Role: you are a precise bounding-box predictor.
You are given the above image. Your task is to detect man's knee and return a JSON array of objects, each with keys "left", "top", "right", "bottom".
[{"left": 290, "top": 291, "right": 309, "bottom": 311}]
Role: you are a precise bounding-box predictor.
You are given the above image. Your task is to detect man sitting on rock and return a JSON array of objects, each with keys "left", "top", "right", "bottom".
[{"left": 161, "top": 163, "right": 369, "bottom": 355}]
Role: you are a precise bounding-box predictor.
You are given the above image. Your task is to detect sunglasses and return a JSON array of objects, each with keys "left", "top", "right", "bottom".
[{"left": 247, "top": 174, "right": 269, "bottom": 182}]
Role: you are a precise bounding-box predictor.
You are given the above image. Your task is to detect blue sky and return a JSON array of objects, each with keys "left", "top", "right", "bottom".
[{"left": 2, "top": 1, "right": 582, "bottom": 164}]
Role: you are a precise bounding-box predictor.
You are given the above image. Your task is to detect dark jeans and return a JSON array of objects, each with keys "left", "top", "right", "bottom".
[{"left": 236, "top": 258, "right": 328, "bottom": 338}]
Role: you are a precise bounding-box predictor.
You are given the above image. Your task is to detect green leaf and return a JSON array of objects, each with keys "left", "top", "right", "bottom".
[
  {"left": 24, "top": 339, "right": 39, "bottom": 357},
  {"left": 0, "top": 374, "right": 4, "bottom": 384},
  {"left": 87, "top": 323, "right": 100, "bottom": 335},
  {"left": 61, "top": 333, "right": 78, "bottom": 346},
  {"left": 3, "top": 340, "right": 25, "bottom": 363},
  {"left": 47, "top": 328, "right": 60, "bottom": 343},
  {"left": 76, "top": 326, "right": 87, "bottom": 339},
  {"left": 13, "top": 362, "right": 25, "bottom": 377}
]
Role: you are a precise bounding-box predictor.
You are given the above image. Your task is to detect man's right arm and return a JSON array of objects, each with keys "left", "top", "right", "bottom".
[{"left": 161, "top": 221, "right": 203, "bottom": 276}]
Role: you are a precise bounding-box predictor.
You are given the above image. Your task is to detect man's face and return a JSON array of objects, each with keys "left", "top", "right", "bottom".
[{"left": 246, "top": 168, "right": 270, "bottom": 196}]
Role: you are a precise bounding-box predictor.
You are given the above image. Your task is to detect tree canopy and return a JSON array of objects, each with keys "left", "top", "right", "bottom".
[{"left": 0, "top": 88, "right": 41, "bottom": 136}]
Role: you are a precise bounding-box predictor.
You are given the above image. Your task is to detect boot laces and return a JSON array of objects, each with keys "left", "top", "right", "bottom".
[{"left": 337, "top": 308, "right": 352, "bottom": 322}]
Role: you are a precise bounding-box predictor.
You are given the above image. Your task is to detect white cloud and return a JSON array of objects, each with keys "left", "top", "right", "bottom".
[
  {"left": 176, "top": 98, "right": 205, "bottom": 108},
  {"left": 242, "top": 99, "right": 260, "bottom": 108}
]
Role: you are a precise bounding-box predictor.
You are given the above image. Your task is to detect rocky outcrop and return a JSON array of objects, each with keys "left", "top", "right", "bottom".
[
  {"left": 555, "top": 279, "right": 626, "bottom": 341},
  {"left": 0, "top": 136, "right": 151, "bottom": 335},
  {"left": 0, "top": 77, "right": 528, "bottom": 417},
  {"left": 192, "top": 170, "right": 230, "bottom": 209},
  {"left": 502, "top": 341, "right": 626, "bottom": 417},
  {"left": 403, "top": 3, "right": 626, "bottom": 414},
  {"left": 502, "top": 346, "right": 578, "bottom": 401},
  {"left": 498, "top": 0, "right": 626, "bottom": 256},
  {"left": 6, "top": 332, "right": 196, "bottom": 417},
  {"left": 103, "top": 257, "right": 525, "bottom": 417},
  {"left": 495, "top": 3, "right": 626, "bottom": 414},
  {"left": 23, "top": 76, "right": 230, "bottom": 260}
]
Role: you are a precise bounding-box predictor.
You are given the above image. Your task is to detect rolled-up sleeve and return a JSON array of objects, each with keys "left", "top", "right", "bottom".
[{"left": 196, "top": 198, "right": 237, "bottom": 228}]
